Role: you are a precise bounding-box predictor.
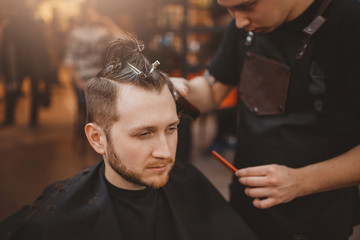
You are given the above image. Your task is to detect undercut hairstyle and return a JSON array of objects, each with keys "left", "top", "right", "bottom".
[{"left": 84, "top": 35, "right": 174, "bottom": 132}]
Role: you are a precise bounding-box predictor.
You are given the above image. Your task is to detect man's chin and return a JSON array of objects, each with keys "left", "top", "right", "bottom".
[
  {"left": 142, "top": 162, "right": 174, "bottom": 188},
  {"left": 143, "top": 174, "right": 170, "bottom": 189}
]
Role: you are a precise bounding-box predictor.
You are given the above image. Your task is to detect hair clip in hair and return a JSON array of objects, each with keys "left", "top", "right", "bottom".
[
  {"left": 127, "top": 63, "right": 147, "bottom": 79},
  {"left": 106, "top": 64, "right": 114, "bottom": 70},
  {"left": 137, "top": 44, "right": 144, "bottom": 52},
  {"left": 106, "top": 61, "right": 122, "bottom": 71},
  {"left": 150, "top": 60, "right": 160, "bottom": 73}
]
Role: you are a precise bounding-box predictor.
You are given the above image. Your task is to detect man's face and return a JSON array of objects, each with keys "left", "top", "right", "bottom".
[
  {"left": 104, "top": 84, "right": 179, "bottom": 190},
  {"left": 218, "top": 0, "right": 297, "bottom": 33}
]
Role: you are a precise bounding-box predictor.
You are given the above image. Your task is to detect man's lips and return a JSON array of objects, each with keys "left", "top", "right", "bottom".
[{"left": 146, "top": 164, "right": 168, "bottom": 172}]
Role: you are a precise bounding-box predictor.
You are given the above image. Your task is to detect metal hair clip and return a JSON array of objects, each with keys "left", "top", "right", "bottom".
[
  {"left": 106, "top": 61, "right": 121, "bottom": 71},
  {"left": 127, "top": 63, "right": 147, "bottom": 79},
  {"left": 137, "top": 44, "right": 144, "bottom": 52},
  {"left": 106, "top": 64, "right": 114, "bottom": 71},
  {"left": 150, "top": 60, "right": 160, "bottom": 73}
]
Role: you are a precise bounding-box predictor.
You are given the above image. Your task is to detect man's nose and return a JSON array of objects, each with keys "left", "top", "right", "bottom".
[
  {"left": 233, "top": 11, "right": 251, "bottom": 29},
  {"left": 152, "top": 135, "right": 172, "bottom": 159}
]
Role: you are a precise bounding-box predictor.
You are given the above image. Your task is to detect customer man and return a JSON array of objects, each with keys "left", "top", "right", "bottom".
[
  {"left": 0, "top": 36, "right": 257, "bottom": 240},
  {"left": 171, "top": 0, "right": 360, "bottom": 239}
]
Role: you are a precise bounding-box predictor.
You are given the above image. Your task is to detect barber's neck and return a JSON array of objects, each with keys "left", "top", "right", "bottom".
[{"left": 286, "top": 0, "right": 315, "bottom": 22}]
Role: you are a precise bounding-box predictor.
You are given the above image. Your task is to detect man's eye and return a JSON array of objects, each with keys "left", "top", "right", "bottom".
[
  {"left": 167, "top": 126, "right": 178, "bottom": 133},
  {"left": 137, "top": 131, "right": 151, "bottom": 137}
]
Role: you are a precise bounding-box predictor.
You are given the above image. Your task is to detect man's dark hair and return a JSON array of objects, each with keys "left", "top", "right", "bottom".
[{"left": 84, "top": 35, "right": 173, "bottom": 132}]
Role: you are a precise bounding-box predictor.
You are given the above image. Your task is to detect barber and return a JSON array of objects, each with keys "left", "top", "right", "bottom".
[{"left": 171, "top": 0, "right": 360, "bottom": 239}]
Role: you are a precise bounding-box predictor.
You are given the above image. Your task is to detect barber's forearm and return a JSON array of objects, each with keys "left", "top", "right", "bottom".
[
  {"left": 185, "top": 76, "right": 216, "bottom": 113},
  {"left": 186, "top": 76, "right": 231, "bottom": 113},
  {"left": 296, "top": 144, "right": 360, "bottom": 197}
]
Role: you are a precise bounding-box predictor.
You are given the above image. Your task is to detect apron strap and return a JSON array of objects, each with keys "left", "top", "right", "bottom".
[{"left": 296, "top": 0, "right": 332, "bottom": 59}]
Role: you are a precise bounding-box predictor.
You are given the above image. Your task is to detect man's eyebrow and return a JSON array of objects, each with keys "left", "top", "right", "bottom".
[
  {"left": 169, "top": 119, "right": 180, "bottom": 126},
  {"left": 229, "top": 0, "right": 255, "bottom": 8},
  {"left": 130, "top": 125, "right": 155, "bottom": 132},
  {"left": 130, "top": 119, "right": 180, "bottom": 132}
]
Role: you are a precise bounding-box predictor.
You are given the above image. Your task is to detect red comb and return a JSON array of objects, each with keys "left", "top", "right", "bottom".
[{"left": 211, "top": 150, "right": 238, "bottom": 174}]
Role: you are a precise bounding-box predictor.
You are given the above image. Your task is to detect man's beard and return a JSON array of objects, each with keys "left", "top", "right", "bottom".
[{"left": 105, "top": 140, "right": 174, "bottom": 189}]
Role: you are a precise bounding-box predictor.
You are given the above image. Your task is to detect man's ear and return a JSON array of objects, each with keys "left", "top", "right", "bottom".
[{"left": 85, "top": 123, "right": 106, "bottom": 155}]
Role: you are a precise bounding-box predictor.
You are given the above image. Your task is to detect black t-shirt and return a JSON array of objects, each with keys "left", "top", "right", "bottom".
[{"left": 103, "top": 169, "right": 180, "bottom": 240}]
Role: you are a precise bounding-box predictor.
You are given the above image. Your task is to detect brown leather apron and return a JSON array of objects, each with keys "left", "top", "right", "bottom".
[{"left": 238, "top": 0, "right": 332, "bottom": 116}]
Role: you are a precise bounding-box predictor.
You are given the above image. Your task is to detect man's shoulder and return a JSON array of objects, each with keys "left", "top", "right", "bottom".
[
  {"left": 165, "top": 162, "right": 258, "bottom": 240},
  {"left": 30, "top": 161, "right": 102, "bottom": 213},
  {"left": 0, "top": 161, "right": 104, "bottom": 239},
  {"left": 167, "top": 161, "right": 231, "bottom": 204},
  {"left": 168, "top": 162, "right": 211, "bottom": 187}
]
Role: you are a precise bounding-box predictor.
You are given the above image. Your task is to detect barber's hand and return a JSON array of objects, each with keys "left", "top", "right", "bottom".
[
  {"left": 235, "top": 164, "right": 301, "bottom": 209},
  {"left": 169, "top": 77, "right": 189, "bottom": 97}
]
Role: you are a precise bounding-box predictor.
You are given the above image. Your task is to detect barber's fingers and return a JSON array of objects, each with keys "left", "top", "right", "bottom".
[
  {"left": 252, "top": 197, "right": 278, "bottom": 209},
  {"left": 244, "top": 187, "right": 275, "bottom": 198},
  {"left": 236, "top": 164, "right": 279, "bottom": 177},
  {"left": 237, "top": 167, "right": 282, "bottom": 187},
  {"left": 238, "top": 176, "right": 269, "bottom": 187},
  {"left": 170, "top": 77, "right": 189, "bottom": 96},
  {"left": 176, "top": 85, "right": 189, "bottom": 97},
  {"left": 244, "top": 187, "right": 280, "bottom": 209},
  {"left": 244, "top": 187, "right": 282, "bottom": 209}
]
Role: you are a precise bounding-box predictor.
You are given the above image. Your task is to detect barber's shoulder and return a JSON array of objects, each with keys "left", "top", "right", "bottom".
[{"left": 327, "top": 0, "right": 360, "bottom": 21}]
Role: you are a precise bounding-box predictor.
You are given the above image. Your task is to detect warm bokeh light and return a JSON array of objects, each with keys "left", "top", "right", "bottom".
[{"left": 36, "top": 0, "right": 84, "bottom": 30}]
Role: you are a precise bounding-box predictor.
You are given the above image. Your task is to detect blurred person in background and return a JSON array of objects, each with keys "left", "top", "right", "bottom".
[
  {"left": 63, "top": 0, "right": 121, "bottom": 149},
  {"left": 0, "top": 35, "right": 257, "bottom": 240},
  {"left": 0, "top": 0, "right": 53, "bottom": 127},
  {"left": 41, "top": 8, "right": 66, "bottom": 87}
]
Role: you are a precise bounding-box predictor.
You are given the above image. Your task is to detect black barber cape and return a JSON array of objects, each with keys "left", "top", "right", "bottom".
[{"left": 0, "top": 160, "right": 257, "bottom": 240}]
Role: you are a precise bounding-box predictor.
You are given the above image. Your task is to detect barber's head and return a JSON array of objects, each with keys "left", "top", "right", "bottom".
[
  {"left": 218, "top": 0, "right": 314, "bottom": 33},
  {"left": 84, "top": 35, "right": 179, "bottom": 190}
]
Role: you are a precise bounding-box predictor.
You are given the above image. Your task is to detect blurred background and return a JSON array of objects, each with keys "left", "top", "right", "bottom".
[
  {"left": 0, "top": 0, "right": 238, "bottom": 222},
  {"left": 0, "top": 1, "right": 359, "bottom": 238}
]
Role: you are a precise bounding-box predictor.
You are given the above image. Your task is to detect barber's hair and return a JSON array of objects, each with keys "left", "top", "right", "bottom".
[{"left": 84, "top": 35, "right": 173, "bottom": 131}]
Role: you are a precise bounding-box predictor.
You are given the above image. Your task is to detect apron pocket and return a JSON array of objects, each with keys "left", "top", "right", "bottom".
[{"left": 239, "top": 52, "right": 290, "bottom": 116}]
